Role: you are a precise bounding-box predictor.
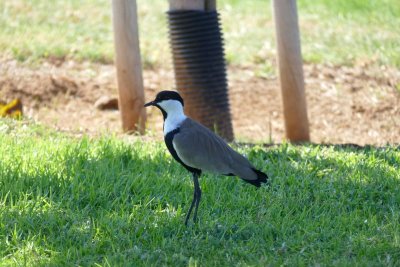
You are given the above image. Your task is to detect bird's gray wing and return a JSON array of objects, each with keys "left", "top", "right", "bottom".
[{"left": 173, "top": 118, "right": 257, "bottom": 180}]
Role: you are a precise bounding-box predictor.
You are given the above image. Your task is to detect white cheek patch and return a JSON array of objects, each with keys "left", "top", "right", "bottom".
[
  {"left": 157, "top": 101, "right": 169, "bottom": 111},
  {"left": 158, "top": 100, "right": 181, "bottom": 111}
]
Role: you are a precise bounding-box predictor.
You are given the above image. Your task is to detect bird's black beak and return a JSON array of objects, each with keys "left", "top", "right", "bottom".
[{"left": 144, "top": 100, "right": 156, "bottom": 107}]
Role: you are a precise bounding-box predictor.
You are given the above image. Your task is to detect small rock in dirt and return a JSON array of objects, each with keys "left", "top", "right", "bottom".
[{"left": 94, "top": 96, "right": 119, "bottom": 110}]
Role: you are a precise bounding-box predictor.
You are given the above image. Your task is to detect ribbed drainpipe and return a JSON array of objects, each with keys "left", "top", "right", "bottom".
[{"left": 167, "top": 10, "right": 234, "bottom": 141}]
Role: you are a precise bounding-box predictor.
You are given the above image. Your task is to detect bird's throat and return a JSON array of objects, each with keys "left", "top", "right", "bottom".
[{"left": 163, "top": 112, "right": 186, "bottom": 135}]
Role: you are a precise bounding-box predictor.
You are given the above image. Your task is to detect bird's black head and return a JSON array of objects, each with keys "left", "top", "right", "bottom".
[{"left": 144, "top": 90, "right": 184, "bottom": 108}]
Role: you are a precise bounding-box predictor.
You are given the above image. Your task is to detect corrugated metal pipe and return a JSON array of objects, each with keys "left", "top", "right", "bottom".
[{"left": 167, "top": 10, "right": 234, "bottom": 141}]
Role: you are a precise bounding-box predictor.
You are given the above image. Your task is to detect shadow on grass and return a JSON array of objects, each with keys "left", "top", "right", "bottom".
[
  {"left": 1, "top": 141, "right": 399, "bottom": 265},
  {"left": 1, "top": 142, "right": 193, "bottom": 265}
]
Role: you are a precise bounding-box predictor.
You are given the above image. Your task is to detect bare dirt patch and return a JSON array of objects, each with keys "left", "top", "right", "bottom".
[{"left": 1, "top": 58, "right": 399, "bottom": 145}]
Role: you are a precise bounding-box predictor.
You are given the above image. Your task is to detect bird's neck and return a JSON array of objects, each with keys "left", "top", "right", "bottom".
[{"left": 163, "top": 107, "right": 187, "bottom": 135}]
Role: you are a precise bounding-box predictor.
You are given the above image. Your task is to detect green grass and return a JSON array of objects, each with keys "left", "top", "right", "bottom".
[
  {"left": 1, "top": 119, "right": 400, "bottom": 266},
  {"left": 0, "top": 0, "right": 399, "bottom": 68}
]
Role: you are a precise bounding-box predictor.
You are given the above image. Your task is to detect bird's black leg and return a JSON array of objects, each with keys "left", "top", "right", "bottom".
[
  {"left": 184, "top": 180, "right": 197, "bottom": 226},
  {"left": 192, "top": 172, "right": 202, "bottom": 223},
  {"left": 184, "top": 172, "right": 201, "bottom": 226}
]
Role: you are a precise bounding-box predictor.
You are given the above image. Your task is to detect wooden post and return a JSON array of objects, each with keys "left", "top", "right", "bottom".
[
  {"left": 169, "top": 0, "right": 205, "bottom": 11},
  {"left": 112, "top": 0, "right": 146, "bottom": 133},
  {"left": 272, "top": 0, "right": 310, "bottom": 142},
  {"left": 205, "top": 0, "right": 216, "bottom": 10},
  {"left": 168, "top": 0, "right": 216, "bottom": 11}
]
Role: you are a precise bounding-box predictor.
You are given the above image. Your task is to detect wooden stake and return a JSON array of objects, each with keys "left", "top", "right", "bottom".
[
  {"left": 205, "top": 0, "right": 216, "bottom": 11},
  {"left": 168, "top": 0, "right": 215, "bottom": 11},
  {"left": 169, "top": 0, "right": 205, "bottom": 11},
  {"left": 272, "top": 0, "right": 310, "bottom": 142},
  {"left": 112, "top": 0, "right": 146, "bottom": 133}
]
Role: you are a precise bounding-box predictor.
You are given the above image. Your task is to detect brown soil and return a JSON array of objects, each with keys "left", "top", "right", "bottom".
[{"left": 1, "top": 57, "right": 399, "bottom": 145}]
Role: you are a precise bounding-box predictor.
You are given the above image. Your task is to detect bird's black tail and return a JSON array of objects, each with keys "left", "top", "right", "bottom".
[{"left": 244, "top": 168, "right": 268, "bottom": 187}]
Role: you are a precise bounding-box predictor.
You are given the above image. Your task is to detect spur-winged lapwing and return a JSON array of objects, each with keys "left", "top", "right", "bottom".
[{"left": 144, "top": 90, "right": 268, "bottom": 225}]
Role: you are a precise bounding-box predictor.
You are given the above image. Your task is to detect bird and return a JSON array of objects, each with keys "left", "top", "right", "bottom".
[{"left": 144, "top": 90, "right": 268, "bottom": 225}]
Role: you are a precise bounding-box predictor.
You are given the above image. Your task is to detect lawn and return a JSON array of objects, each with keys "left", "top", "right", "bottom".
[
  {"left": 0, "top": 0, "right": 399, "bottom": 68},
  {"left": 1, "top": 1, "right": 400, "bottom": 265},
  {"left": 1, "top": 119, "right": 399, "bottom": 266}
]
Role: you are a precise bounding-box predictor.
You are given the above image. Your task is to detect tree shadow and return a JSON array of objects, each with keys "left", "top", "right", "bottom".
[
  {"left": 2, "top": 141, "right": 399, "bottom": 265},
  {"left": 230, "top": 142, "right": 400, "bottom": 261},
  {"left": 1, "top": 142, "right": 195, "bottom": 265}
]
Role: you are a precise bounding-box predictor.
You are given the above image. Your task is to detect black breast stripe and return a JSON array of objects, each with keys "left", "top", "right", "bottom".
[{"left": 164, "top": 128, "right": 201, "bottom": 175}]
